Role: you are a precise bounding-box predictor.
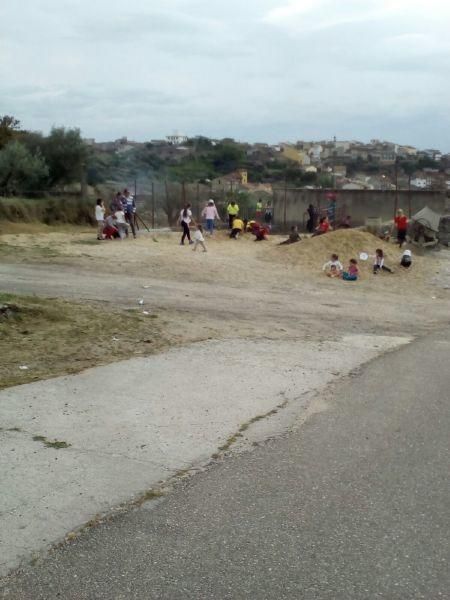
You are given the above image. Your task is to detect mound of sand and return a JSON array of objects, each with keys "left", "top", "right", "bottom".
[{"left": 273, "top": 229, "right": 424, "bottom": 281}]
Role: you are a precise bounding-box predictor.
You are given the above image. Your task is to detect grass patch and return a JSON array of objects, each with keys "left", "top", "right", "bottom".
[
  {"left": 214, "top": 399, "right": 290, "bottom": 456},
  {"left": 0, "top": 293, "right": 169, "bottom": 389}
]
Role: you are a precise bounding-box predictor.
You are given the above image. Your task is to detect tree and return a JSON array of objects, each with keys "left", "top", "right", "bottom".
[
  {"left": 0, "top": 141, "right": 49, "bottom": 195},
  {"left": 0, "top": 115, "right": 21, "bottom": 149},
  {"left": 43, "top": 127, "right": 88, "bottom": 185},
  {"left": 210, "top": 143, "right": 245, "bottom": 173}
]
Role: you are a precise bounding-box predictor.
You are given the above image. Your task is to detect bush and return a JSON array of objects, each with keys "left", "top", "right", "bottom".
[{"left": 0, "top": 197, "right": 95, "bottom": 225}]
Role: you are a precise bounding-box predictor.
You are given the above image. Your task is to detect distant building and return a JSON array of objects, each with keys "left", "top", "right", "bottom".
[
  {"left": 212, "top": 169, "right": 248, "bottom": 190},
  {"left": 166, "top": 132, "right": 189, "bottom": 146},
  {"left": 280, "top": 144, "right": 306, "bottom": 165},
  {"left": 410, "top": 178, "right": 429, "bottom": 189}
]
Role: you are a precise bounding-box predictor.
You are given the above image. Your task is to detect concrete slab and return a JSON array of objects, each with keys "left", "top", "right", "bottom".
[{"left": 0, "top": 335, "right": 409, "bottom": 576}]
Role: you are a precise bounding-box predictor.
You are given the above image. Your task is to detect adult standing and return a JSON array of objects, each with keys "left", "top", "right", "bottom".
[
  {"left": 95, "top": 198, "right": 105, "bottom": 240},
  {"left": 226, "top": 200, "right": 239, "bottom": 229},
  {"left": 110, "top": 192, "right": 123, "bottom": 213},
  {"left": 264, "top": 201, "right": 273, "bottom": 226},
  {"left": 201, "top": 200, "right": 221, "bottom": 235},
  {"left": 394, "top": 209, "right": 408, "bottom": 247},
  {"left": 179, "top": 203, "right": 195, "bottom": 245},
  {"left": 255, "top": 198, "right": 263, "bottom": 221},
  {"left": 123, "top": 190, "right": 137, "bottom": 239},
  {"left": 327, "top": 196, "right": 337, "bottom": 227},
  {"left": 306, "top": 204, "right": 317, "bottom": 233}
]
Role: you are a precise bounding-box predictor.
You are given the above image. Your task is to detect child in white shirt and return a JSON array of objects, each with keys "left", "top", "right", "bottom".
[
  {"left": 193, "top": 225, "right": 207, "bottom": 252},
  {"left": 322, "top": 253, "right": 343, "bottom": 277}
]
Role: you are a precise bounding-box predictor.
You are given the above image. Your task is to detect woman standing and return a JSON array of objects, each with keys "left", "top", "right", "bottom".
[
  {"left": 95, "top": 198, "right": 105, "bottom": 240},
  {"left": 179, "top": 203, "right": 194, "bottom": 245},
  {"left": 201, "top": 199, "right": 220, "bottom": 235}
]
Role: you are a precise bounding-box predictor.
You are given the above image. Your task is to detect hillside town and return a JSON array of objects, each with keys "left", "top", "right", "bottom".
[{"left": 84, "top": 133, "right": 450, "bottom": 193}]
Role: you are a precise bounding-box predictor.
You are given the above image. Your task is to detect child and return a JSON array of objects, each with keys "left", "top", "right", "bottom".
[
  {"left": 229, "top": 217, "right": 244, "bottom": 239},
  {"left": 373, "top": 248, "right": 393, "bottom": 274},
  {"left": 193, "top": 224, "right": 207, "bottom": 252},
  {"left": 103, "top": 214, "right": 119, "bottom": 240},
  {"left": 322, "top": 254, "right": 343, "bottom": 277},
  {"left": 253, "top": 225, "right": 269, "bottom": 241},
  {"left": 342, "top": 259, "right": 359, "bottom": 281},
  {"left": 312, "top": 215, "right": 331, "bottom": 237},
  {"left": 95, "top": 198, "right": 105, "bottom": 240},
  {"left": 400, "top": 249, "right": 412, "bottom": 268},
  {"left": 394, "top": 209, "right": 408, "bottom": 247},
  {"left": 279, "top": 225, "right": 301, "bottom": 245}
]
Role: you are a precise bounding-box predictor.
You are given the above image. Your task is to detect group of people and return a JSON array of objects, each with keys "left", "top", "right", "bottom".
[
  {"left": 178, "top": 198, "right": 274, "bottom": 248},
  {"left": 322, "top": 247, "right": 412, "bottom": 282},
  {"left": 95, "top": 189, "right": 137, "bottom": 241}
]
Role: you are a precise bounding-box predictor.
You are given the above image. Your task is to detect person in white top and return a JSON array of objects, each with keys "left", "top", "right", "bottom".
[
  {"left": 95, "top": 198, "right": 105, "bottom": 240},
  {"left": 192, "top": 224, "right": 207, "bottom": 252},
  {"left": 373, "top": 248, "right": 393, "bottom": 274},
  {"left": 322, "top": 253, "right": 343, "bottom": 278},
  {"left": 114, "top": 209, "right": 129, "bottom": 239},
  {"left": 400, "top": 248, "right": 412, "bottom": 268},
  {"left": 179, "top": 203, "right": 194, "bottom": 245},
  {"left": 201, "top": 199, "right": 221, "bottom": 235}
]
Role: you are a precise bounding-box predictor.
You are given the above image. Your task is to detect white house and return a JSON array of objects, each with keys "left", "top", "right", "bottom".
[
  {"left": 167, "top": 132, "right": 189, "bottom": 146},
  {"left": 410, "top": 178, "right": 429, "bottom": 189}
]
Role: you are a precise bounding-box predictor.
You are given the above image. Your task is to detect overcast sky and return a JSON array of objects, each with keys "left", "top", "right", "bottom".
[{"left": 1, "top": 0, "right": 450, "bottom": 149}]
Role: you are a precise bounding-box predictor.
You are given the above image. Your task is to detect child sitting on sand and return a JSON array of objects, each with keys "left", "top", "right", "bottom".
[
  {"left": 322, "top": 254, "right": 343, "bottom": 278},
  {"left": 373, "top": 248, "right": 393, "bottom": 274},
  {"left": 342, "top": 259, "right": 359, "bottom": 281},
  {"left": 400, "top": 249, "right": 412, "bottom": 268}
]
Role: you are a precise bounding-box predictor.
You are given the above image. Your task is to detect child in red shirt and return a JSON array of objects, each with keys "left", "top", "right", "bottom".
[
  {"left": 312, "top": 216, "right": 331, "bottom": 236},
  {"left": 394, "top": 209, "right": 408, "bottom": 247}
]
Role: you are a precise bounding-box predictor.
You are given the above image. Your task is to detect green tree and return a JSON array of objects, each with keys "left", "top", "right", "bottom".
[
  {"left": 43, "top": 127, "right": 88, "bottom": 185},
  {"left": 0, "top": 141, "right": 49, "bottom": 195},
  {"left": 0, "top": 115, "right": 21, "bottom": 149},
  {"left": 211, "top": 143, "right": 245, "bottom": 173}
]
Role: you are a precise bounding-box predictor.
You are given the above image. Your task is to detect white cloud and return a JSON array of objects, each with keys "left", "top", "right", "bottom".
[{"left": 0, "top": 0, "right": 449, "bottom": 149}]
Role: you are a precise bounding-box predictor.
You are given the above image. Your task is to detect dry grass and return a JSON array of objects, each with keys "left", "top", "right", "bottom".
[{"left": 0, "top": 293, "right": 169, "bottom": 389}]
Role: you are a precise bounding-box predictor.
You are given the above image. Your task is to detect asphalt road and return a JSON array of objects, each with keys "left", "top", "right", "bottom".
[{"left": 1, "top": 332, "right": 449, "bottom": 600}]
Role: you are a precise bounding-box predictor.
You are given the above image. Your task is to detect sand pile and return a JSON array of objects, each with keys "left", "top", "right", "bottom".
[{"left": 273, "top": 229, "right": 424, "bottom": 281}]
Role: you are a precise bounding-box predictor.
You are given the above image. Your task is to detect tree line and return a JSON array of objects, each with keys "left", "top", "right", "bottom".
[{"left": 0, "top": 115, "right": 87, "bottom": 196}]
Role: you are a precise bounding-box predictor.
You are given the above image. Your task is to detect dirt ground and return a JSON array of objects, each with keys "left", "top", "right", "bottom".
[{"left": 0, "top": 223, "right": 449, "bottom": 388}]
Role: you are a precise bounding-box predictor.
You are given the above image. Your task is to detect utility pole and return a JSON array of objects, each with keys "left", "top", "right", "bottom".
[
  {"left": 408, "top": 173, "right": 412, "bottom": 218},
  {"left": 151, "top": 180, "right": 155, "bottom": 229},
  {"left": 394, "top": 157, "right": 399, "bottom": 218}
]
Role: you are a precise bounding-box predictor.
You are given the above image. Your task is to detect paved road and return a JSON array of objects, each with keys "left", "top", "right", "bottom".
[{"left": 1, "top": 333, "right": 450, "bottom": 599}]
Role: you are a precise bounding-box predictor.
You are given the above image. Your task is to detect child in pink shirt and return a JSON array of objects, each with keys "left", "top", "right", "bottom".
[{"left": 342, "top": 259, "right": 359, "bottom": 281}]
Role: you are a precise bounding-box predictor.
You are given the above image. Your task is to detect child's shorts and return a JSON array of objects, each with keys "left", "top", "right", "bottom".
[{"left": 342, "top": 272, "right": 358, "bottom": 281}]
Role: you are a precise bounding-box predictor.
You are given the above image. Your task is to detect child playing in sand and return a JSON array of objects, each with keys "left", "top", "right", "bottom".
[
  {"left": 322, "top": 254, "right": 343, "bottom": 277},
  {"left": 400, "top": 249, "right": 412, "bottom": 268},
  {"left": 342, "top": 259, "right": 359, "bottom": 281},
  {"left": 193, "top": 224, "right": 207, "bottom": 252},
  {"left": 373, "top": 248, "right": 393, "bottom": 274}
]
